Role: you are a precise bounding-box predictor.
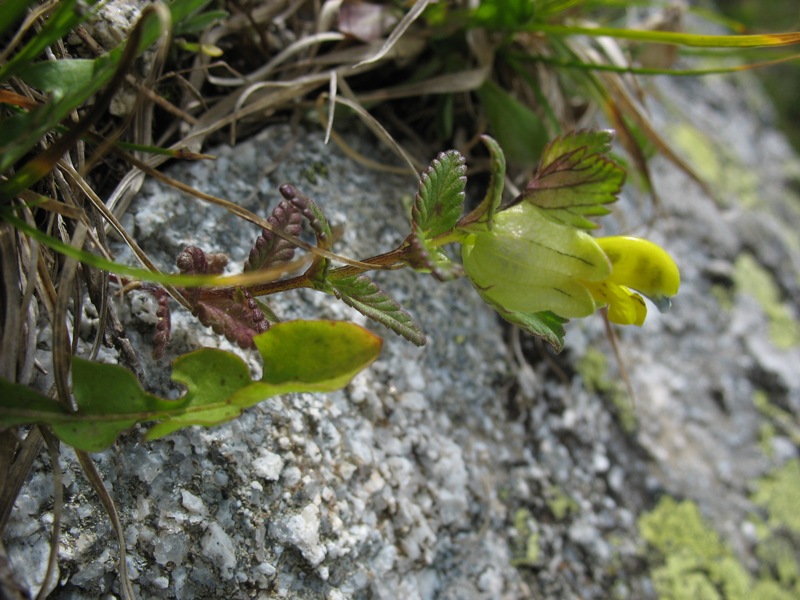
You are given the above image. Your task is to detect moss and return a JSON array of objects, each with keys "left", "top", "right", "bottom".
[
  {"left": 733, "top": 254, "right": 800, "bottom": 349},
  {"left": 749, "top": 579, "right": 797, "bottom": 600},
  {"left": 755, "top": 536, "right": 800, "bottom": 593},
  {"left": 577, "top": 349, "right": 637, "bottom": 433},
  {"left": 669, "top": 125, "right": 722, "bottom": 190}
]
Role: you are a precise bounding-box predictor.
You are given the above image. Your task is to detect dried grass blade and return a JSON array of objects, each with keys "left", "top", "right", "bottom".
[
  {"left": 0, "top": 427, "right": 43, "bottom": 533},
  {"left": 52, "top": 221, "right": 87, "bottom": 412},
  {"left": 599, "top": 71, "right": 718, "bottom": 202},
  {"left": 34, "top": 429, "right": 62, "bottom": 600},
  {"left": 57, "top": 160, "right": 190, "bottom": 309},
  {"left": 118, "top": 149, "right": 395, "bottom": 271},
  {"left": 356, "top": 67, "right": 491, "bottom": 102},
  {"left": 208, "top": 32, "right": 346, "bottom": 86},
  {"left": 321, "top": 93, "right": 421, "bottom": 174},
  {"left": 76, "top": 451, "right": 136, "bottom": 600},
  {"left": 355, "top": 0, "right": 432, "bottom": 67}
]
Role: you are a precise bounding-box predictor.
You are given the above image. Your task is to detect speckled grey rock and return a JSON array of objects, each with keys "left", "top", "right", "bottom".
[{"left": 7, "top": 66, "right": 800, "bottom": 600}]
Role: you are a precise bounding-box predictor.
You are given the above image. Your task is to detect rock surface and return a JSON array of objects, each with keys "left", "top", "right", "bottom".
[{"left": 6, "top": 68, "right": 800, "bottom": 598}]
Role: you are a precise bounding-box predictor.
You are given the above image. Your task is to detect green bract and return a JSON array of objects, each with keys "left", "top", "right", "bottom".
[
  {"left": 461, "top": 202, "right": 611, "bottom": 317},
  {"left": 461, "top": 205, "right": 681, "bottom": 326}
]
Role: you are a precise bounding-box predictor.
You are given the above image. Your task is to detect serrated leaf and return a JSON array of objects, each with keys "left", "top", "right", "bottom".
[
  {"left": 459, "top": 135, "right": 507, "bottom": 230},
  {"left": 279, "top": 183, "right": 332, "bottom": 285},
  {"left": 329, "top": 273, "right": 426, "bottom": 346},
  {"left": 0, "top": 321, "right": 382, "bottom": 452},
  {"left": 244, "top": 198, "right": 303, "bottom": 272},
  {"left": 520, "top": 129, "right": 626, "bottom": 229},
  {"left": 177, "top": 246, "right": 270, "bottom": 348},
  {"left": 411, "top": 150, "right": 466, "bottom": 239},
  {"left": 498, "top": 309, "right": 567, "bottom": 353}
]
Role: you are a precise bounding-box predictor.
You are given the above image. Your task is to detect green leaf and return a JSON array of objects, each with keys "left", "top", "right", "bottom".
[
  {"left": 0, "top": 54, "right": 119, "bottom": 175},
  {"left": 520, "top": 129, "right": 626, "bottom": 229},
  {"left": 411, "top": 150, "right": 466, "bottom": 239},
  {"left": 0, "top": 3, "right": 171, "bottom": 190},
  {"left": 459, "top": 135, "right": 506, "bottom": 229},
  {"left": 0, "top": 321, "right": 382, "bottom": 452},
  {"left": 20, "top": 59, "right": 99, "bottom": 95},
  {"left": 329, "top": 273, "right": 426, "bottom": 346},
  {"left": 470, "top": 0, "right": 534, "bottom": 30},
  {"left": 498, "top": 308, "right": 567, "bottom": 353},
  {"left": 0, "top": 0, "right": 102, "bottom": 83},
  {"left": 66, "top": 358, "right": 179, "bottom": 449},
  {"left": 173, "top": 9, "right": 229, "bottom": 36},
  {"left": 257, "top": 319, "right": 384, "bottom": 386},
  {"left": 476, "top": 79, "right": 548, "bottom": 166},
  {"left": 0, "top": 0, "right": 37, "bottom": 41},
  {"left": 407, "top": 150, "right": 466, "bottom": 280}
]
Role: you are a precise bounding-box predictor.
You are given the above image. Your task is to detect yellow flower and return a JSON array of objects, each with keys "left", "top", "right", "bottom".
[
  {"left": 461, "top": 203, "right": 680, "bottom": 325},
  {"left": 582, "top": 236, "right": 680, "bottom": 326}
]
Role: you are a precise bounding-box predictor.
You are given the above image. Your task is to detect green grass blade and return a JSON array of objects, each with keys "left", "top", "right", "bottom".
[
  {"left": 531, "top": 23, "right": 800, "bottom": 48},
  {"left": 0, "top": 0, "right": 102, "bottom": 83},
  {"left": 1, "top": 208, "right": 268, "bottom": 288},
  {"left": 524, "top": 52, "right": 800, "bottom": 77},
  {"left": 0, "top": 0, "right": 37, "bottom": 39}
]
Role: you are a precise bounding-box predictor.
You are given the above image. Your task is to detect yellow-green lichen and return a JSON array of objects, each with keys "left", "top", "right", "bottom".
[
  {"left": 710, "top": 284, "right": 735, "bottom": 312},
  {"left": 300, "top": 160, "right": 329, "bottom": 185},
  {"left": 511, "top": 508, "right": 541, "bottom": 567},
  {"left": 749, "top": 460, "right": 800, "bottom": 596},
  {"left": 640, "top": 468, "right": 800, "bottom": 600},
  {"left": 577, "top": 349, "right": 637, "bottom": 433},
  {"left": 753, "top": 391, "right": 800, "bottom": 448},
  {"left": 545, "top": 485, "right": 578, "bottom": 521},
  {"left": 638, "top": 497, "right": 751, "bottom": 600},
  {"left": 758, "top": 421, "right": 778, "bottom": 458},
  {"left": 751, "top": 459, "right": 800, "bottom": 537},
  {"left": 733, "top": 254, "right": 800, "bottom": 349},
  {"left": 668, "top": 124, "right": 759, "bottom": 208}
]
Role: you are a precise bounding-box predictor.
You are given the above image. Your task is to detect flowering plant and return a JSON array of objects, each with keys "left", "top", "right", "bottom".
[
  {"left": 1, "top": 129, "right": 680, "bottom": 453},
  {"left": 148, "top": 128, "right": 681, "bottom": 354},
  {"left": 408, "top": 129, "right": 680, "bottom": 349}
]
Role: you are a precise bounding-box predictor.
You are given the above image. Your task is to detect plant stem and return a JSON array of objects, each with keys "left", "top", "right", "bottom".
[{"left": 245, "top": 246, "right": 410, "bottom": 297}]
